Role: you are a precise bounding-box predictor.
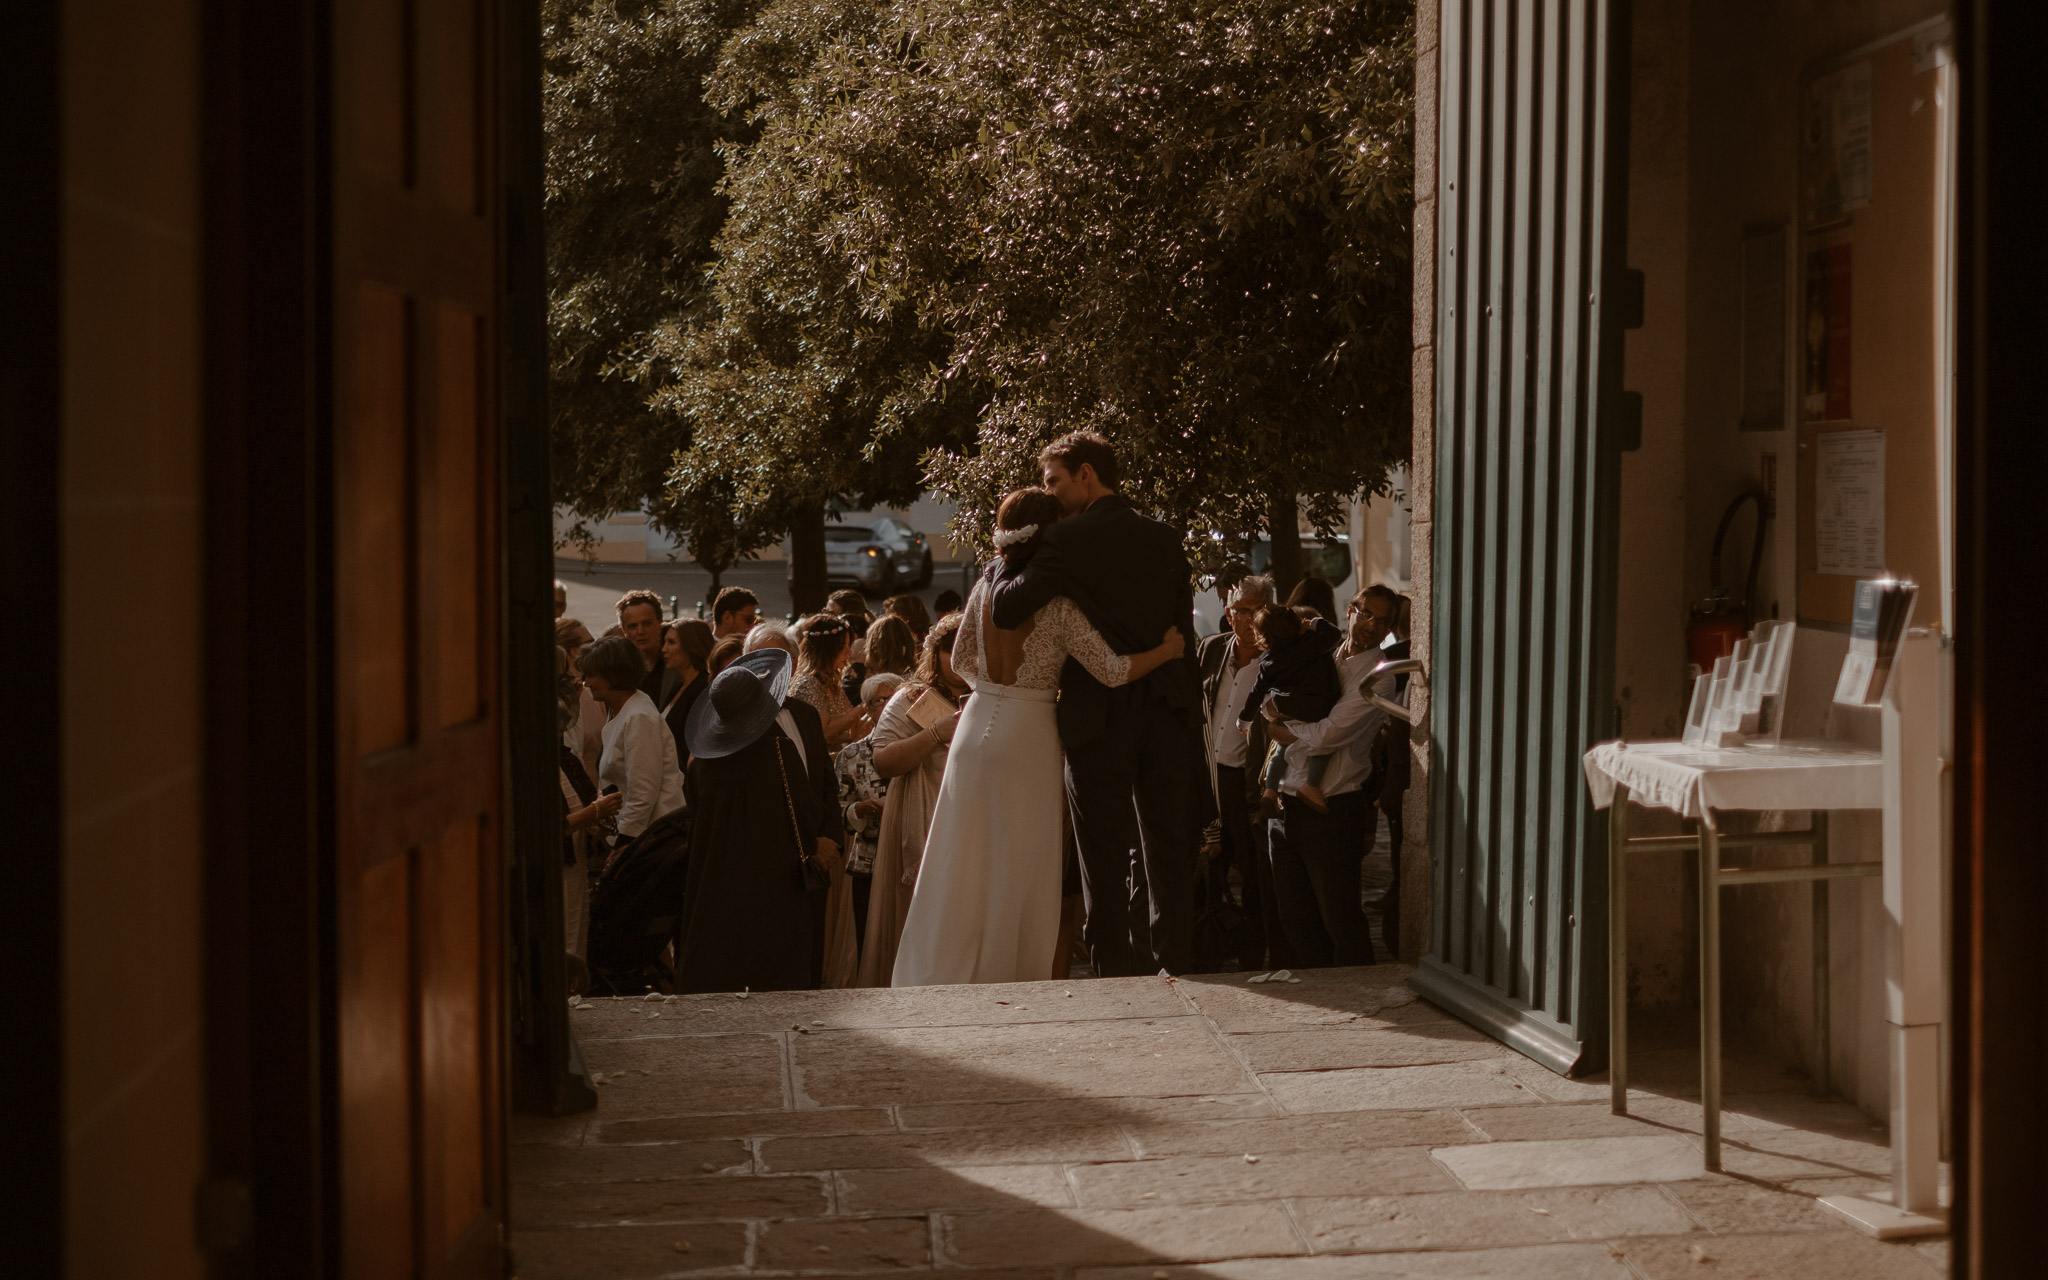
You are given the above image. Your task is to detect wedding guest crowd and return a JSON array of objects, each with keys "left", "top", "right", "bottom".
[{"left": 550, "top": 557, "right": 1410, "bottom": 997}]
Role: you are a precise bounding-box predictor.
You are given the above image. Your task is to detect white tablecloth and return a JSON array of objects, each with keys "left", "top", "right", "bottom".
[{"left": 1583, "top": 739, "right": 1883, "bottom": 819}]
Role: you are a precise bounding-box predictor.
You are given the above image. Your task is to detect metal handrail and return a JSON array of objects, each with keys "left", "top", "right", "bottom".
[{"left": 1365, "top": 657, "right": 1425, "bottom": 723}]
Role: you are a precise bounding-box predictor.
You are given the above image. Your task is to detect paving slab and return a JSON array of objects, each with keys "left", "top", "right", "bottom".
[
  {"left": 513, "top": 963, "right": 1913, "bottom": 1278},
  {"left": 1261, "top": 1060, "right": 1539, "bottom": 1113},
  {"left": 1659, "top": 1178, "right": 1855, "bottom": 1234},
  {"left": 792, "top": 1019, "right": 1253, "bottom": 1107},
  {"left": 753, "top": 1214, "right": 931, "bottom": 1270},
  {"left": 761, "top": 1123, "right": 1132, "bottom": 1172},
  {"left": 1225, "top": 1021, "right": 1504, "bottom": 1072},
  {"left": 1612, "top": 1230, "right": 1944, "bottom": 1278},
  {"left": 579, "top": 1033, "right": 786, "bottom": 1116},
  {"left": 1456, "top": 1100, "right": 1701, "bottom": 1142},
  {"left": 1177, "top": 967, "right": 1447, "bottom": 1033},
  {"left": 1124, "top": 1109, "right": 1477, "bottom": 1158},
  {"left": 1723, "top": 1093, "right": 1889, "bottom": 1137},
  {"left": 574, "top": 978, "right": 1186, "bottom": 1038},
  {"left": 510, "top": 1174, "right": 829, "bottom": 1227},
  {"left": 1077, "top": 1242, "right": 1637, "bottom": 1278},
  {"left": 595, "top": 1107, "right": 893, "bottom": 1145},
  {"left": 939, "top": 1203, "right": 1305, "bottom": 1266},
  {"left": 1289, "top": 1185, "right": 1697, "bottom": 1253},
  {"left": 1432, "top": 1135, "right": 1703, "bottom": 1190},
  {"left": 900, "top": 1093, "right": 1274, "bottom": 1131},
  {"left": 512, "top": 1140, "right": 753, "bottom": 1183},
  {"left": 511, "top": 1222, "right": 750, "bottom": 1278},
  {"left": 835, "top": 1163, "right": 1077, "bottom": 1212},
  {"left": 1686, "top": 1129, "right": 1893, "bottom": 1180},
  {"left": 1069, "top": 1147, "right": 1458, "bottom": 1206}
]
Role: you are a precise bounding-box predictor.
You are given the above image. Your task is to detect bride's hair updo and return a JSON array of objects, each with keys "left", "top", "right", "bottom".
[{"left": 994, "top": 487, "right": 1063, "bottom": 567}]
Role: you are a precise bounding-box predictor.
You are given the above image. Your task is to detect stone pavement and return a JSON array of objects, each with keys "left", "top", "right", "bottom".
[{"left": 510, "top": 964, "right": 1947, "bottom": 1279}]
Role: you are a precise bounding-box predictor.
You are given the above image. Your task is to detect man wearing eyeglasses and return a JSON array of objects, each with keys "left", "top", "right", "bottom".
[{"left": 1196, "top": 573, "right": 1293, "bottom": 971}]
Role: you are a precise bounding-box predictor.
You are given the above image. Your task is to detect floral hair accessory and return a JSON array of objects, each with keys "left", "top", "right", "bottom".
[{"left": 992, "top": 523, "right": 1040, "bottom": 549}]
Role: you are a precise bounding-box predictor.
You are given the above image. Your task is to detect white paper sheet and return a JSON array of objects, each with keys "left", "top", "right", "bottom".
[{"left": 1814, "top": 429, "right": 1884, "bottom": 575}]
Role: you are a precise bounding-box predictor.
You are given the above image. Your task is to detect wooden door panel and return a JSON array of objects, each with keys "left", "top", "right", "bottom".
[
  {"left": 335, "top": 0, "right": 504, "bottom": 1274},
  {"left": 422, "top": 0, "right": 482, "bottom": 213},
  {"left": 433, "top": 307, "right": 484, "bottom": 730},
  {"left": 351, "top": 286, "right": 417, "bottom": 756},
  {"left": 341, "top": 853, "right": 416, "bottom": 1280},
  {"left": 419, "top": 818, "right": 488, "bottom": 1254}
]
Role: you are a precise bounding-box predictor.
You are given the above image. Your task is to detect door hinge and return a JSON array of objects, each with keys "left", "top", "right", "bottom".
[{"left": 195, "top": 1175, "right": 252, "bottom": 1253}]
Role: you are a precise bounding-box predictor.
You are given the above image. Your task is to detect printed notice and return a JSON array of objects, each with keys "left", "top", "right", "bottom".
[{"left": 1814, "top": 429, "right": 1884, "bottom": 576}]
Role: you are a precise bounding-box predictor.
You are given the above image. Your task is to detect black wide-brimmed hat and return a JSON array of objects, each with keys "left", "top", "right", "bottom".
[{"left": 685, "top": 648, "right": 792, "bottom": 760}]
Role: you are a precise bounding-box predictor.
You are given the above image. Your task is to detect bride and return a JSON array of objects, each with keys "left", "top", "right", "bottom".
[{"left": 891, "top": 488, "right": 1184, "bottom": 987}]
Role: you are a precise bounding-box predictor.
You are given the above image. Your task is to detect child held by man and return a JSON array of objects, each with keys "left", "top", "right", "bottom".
[{"left": 1238, "top": 603, "right": 1345, "bottom": 812}]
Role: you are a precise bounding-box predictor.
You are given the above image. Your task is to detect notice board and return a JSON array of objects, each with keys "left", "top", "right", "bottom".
[{"left": 1795, "top": 21, "right": 1950, "bottom": 627}]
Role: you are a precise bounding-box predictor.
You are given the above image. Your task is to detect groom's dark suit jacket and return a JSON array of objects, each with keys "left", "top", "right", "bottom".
[{"left": 989, "top": 494, "right": 1200, "bottom": 748}]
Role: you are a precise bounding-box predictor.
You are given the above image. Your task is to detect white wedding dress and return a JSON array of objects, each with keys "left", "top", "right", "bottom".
[{"left": 890, "top": 580, "right": 1136, "bottom": 986}]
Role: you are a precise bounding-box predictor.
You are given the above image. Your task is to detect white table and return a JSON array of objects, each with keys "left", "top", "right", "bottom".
[{"left": 1584, "top": 739, "right": 1883, "bottom": 1170}]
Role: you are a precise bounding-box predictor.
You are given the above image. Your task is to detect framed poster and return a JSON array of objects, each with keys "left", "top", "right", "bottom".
[{"left": 1802, "top": 244, "right": 1851, "bottom": 422}]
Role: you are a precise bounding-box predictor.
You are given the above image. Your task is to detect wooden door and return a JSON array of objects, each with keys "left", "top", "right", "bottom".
[
  {"left": 1411, "top": 0, "right": 1634, "bottom": 1076},
  {"left": 333, "top": 1, "right": 506, "bottom": 1276}
]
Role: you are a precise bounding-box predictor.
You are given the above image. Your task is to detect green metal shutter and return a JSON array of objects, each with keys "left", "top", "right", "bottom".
[{"left": 1409, "top": 0, "right": 1633, "bottom": 1077}]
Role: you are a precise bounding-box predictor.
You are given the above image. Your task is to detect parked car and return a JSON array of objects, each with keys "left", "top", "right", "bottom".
[{"left": 816, "top": 516, "right": 934, "bottom": 594}]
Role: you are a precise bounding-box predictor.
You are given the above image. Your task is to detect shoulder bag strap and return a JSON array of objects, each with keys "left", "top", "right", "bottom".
[{"left": 772, "top": 734, "right": 816, "bottom": 872}]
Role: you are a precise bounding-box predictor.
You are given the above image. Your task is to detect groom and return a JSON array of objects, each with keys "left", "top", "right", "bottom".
[{"left": 990, "top": 431, "right": 1201, "bottom": 976}]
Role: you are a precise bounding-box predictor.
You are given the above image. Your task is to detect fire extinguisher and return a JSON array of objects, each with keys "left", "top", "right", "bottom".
[{"left": 1686, "top": 490, "right": 1769, "bottom": 679}]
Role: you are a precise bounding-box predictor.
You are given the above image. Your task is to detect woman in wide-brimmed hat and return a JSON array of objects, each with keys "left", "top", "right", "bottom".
[{"left": 674, "top": 648, "right": 841, "bottom": 993}]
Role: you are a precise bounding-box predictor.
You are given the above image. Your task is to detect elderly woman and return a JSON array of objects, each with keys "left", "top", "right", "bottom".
[
  {"left": 575, "top": 636, "right": 685, "bottom": 854},
  {"left": 659, "top": 619, "right": 715, "bottom": 761},
  {"left": 856, "top": 614, "right": 967, "bottom": 986},
  {"left": 676, "top": 650, "right": 844, "bottom": 993},
  {"left": 790, "top": 615, "right": 868, "bottom": 750},
  {"left": 745, "top": 621, "right": 795, "bottom": 656}
]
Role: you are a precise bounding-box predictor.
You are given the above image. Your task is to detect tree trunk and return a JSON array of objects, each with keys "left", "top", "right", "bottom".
[
  {"left": 1267, "top": 489, "right": 1302, "bottom": 602},
  {"left": 788, "top": 501, "right": 828, "bottom": 615}
]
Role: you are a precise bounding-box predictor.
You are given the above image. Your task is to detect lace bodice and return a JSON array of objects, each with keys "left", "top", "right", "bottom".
[{"left": 954, "top": 578, "right": 1133, "bottom": 691}]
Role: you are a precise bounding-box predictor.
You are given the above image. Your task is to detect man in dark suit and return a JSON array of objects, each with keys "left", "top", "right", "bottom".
[{"left": 990, "top": 431, "right": 1200, "bottom": 976}]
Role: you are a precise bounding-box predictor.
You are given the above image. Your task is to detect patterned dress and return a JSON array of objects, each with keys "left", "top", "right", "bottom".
[
  {"left": 835, "top": 736, "right": 887, "bottom": 877},
  {"left": 790, "top": 669, "right": 859, "bottom": 751}
]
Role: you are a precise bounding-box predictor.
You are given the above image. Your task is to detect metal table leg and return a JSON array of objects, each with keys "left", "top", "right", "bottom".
[
  {"left": 1699, "top": 810, "right": 1724, "bottom": 1170},
  {"left": 1810, "top": 810, "right": 1830, "bottom": 1096},
  {"left": 1610, "top": 785, "right": 1630, "bottom": 1114}
]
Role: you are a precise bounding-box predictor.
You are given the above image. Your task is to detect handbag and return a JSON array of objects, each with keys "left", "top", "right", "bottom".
[{"left": 773, "top": 735, "right": 831, "bottom": 893}]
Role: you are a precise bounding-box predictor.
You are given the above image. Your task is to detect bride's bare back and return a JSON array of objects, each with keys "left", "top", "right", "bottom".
[{"left": 955, "top": 578, "right": 1132, "bottom": 691}]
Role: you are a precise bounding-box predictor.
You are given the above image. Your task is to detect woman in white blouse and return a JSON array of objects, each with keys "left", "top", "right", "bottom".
[{"left": 575, "top": 636, "right": 685, "bottom": 851}]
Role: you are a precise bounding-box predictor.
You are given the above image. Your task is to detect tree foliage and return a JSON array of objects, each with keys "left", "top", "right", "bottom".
[
  {"left": 544, "top": 0, "right": 783, "bottom": 578},
  {"left": 547, "top": 0, "right": 1415, "bottom": 577}
]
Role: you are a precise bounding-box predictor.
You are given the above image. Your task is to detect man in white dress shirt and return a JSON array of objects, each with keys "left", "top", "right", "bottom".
[{"left": 1261, "top": 585, "right": 1400, "bottom": 966}]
